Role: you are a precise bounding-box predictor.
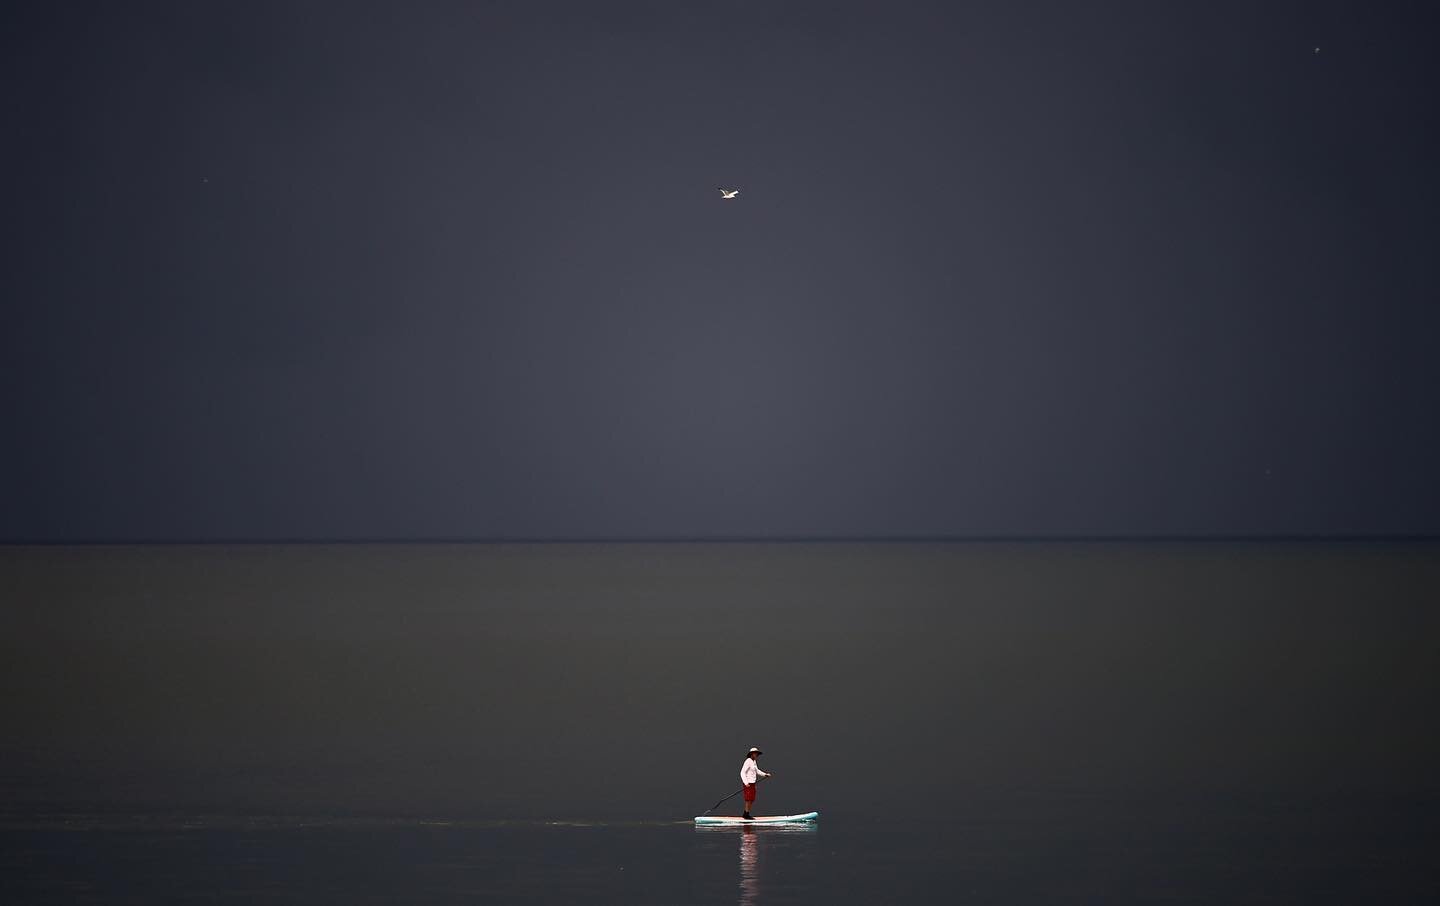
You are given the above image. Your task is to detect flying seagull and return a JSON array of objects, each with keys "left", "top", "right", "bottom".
[{"left": 718, "top": 187, "right": 739, "bottom": 199}]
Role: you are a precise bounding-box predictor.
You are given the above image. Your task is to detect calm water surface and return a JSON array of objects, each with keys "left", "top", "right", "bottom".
[
  {"left": 2, "top": 542, "right": 1438, "bottom": 901},
  {"left": 3, "top": 797, "right": 1437, "bottom": 904}
]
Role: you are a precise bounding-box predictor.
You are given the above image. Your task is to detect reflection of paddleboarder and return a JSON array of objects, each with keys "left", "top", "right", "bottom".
[
  {"left": 739, "top": 747, "right": 772, "bottom": 819},
  {"left": 739, "top": 825, "right": 758, "bottom": 906}
]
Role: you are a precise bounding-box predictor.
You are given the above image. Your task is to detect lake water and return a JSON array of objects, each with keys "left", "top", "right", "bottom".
[
  {"left": 3, "top": 799, "right": 1437, "bottom": 903},
  {"left": 2, "top": 542, "right": 1438, "bottom": 901}
]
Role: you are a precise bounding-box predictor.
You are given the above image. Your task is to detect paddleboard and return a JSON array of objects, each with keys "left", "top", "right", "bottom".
[{"left": 694, "top": 812, "right": 819, "bottom": 825}]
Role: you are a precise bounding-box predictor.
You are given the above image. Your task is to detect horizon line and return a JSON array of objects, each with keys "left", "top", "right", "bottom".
[{"left": 3, "top": 532, "right": 1438, "bottom": 547}]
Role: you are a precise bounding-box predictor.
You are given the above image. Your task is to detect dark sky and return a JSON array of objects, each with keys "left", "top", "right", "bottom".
[{"left": 4, "top": 1, "right": 1437, "bottom": 541}]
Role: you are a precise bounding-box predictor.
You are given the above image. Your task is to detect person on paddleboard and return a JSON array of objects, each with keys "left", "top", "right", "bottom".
[{"left": 740, "top": 747, "right": 772, "bottom": 819}]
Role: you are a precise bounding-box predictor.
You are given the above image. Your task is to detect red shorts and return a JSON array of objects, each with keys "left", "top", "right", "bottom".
[{"left": 743, "top": 783, "right": 757, "bottom": 803}]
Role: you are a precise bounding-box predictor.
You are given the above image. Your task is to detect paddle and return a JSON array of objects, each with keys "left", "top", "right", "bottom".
[
  {"left": 701, "top": 775, "right": 774, "bottom": 815},
  {"left": 701, "top": 788, "right": 746, "bottom": 816}
]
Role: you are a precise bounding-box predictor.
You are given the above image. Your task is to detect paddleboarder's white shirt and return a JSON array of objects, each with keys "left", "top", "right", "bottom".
[{"left": 740, "top": 757, "right": 769, "bottom": 785}]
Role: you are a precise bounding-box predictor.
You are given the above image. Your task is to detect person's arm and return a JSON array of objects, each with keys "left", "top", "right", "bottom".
[{"left": 758, "top": 767, "right": 772, "bottom": 779}]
